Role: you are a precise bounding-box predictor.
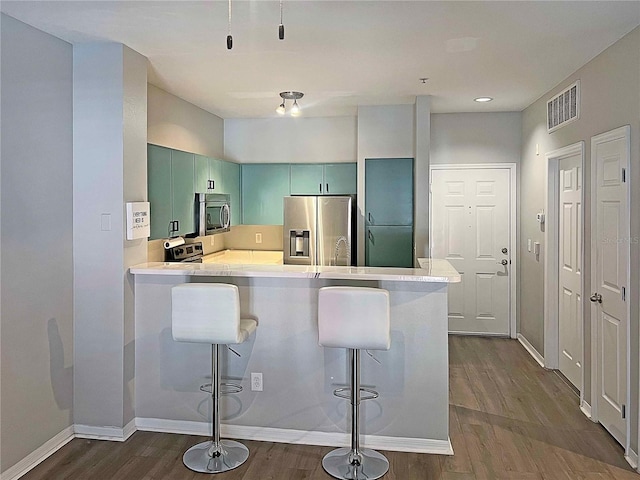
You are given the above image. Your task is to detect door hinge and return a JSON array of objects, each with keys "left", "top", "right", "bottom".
[
  {"left": 622, "top": 168, "right": 626, "bottom": 183},
  {"left": 622, "top": 286, "right": 626, "bottom": 301},
  {"left": 622, "top": 404, "right": 626, "bottom": 419}
]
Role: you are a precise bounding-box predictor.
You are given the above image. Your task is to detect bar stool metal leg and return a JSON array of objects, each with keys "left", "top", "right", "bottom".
[
  {"left": 322, "top": 349, "right": 389, "bottom": 480},
  {"left": 182, "top": 344, "right": 249, "bottom": 474}
]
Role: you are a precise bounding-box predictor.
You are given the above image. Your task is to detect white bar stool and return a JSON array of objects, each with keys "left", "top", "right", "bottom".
[
  {"left": 172, "top": 283, "right": 257, "bottom": 474},
  {"left": 318, "top": 286, "right": 391, "bottom": 480}
]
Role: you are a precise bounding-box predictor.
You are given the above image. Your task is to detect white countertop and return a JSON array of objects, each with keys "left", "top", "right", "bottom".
[
  {"left": 203, "top": 249, "right": 283, "bottom": 265},
  {"left": 130, "top": 258, "right": 460, "bottom": 283}
]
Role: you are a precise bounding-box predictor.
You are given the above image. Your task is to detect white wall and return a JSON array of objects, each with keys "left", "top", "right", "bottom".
[
  {"left": 431, "top": 112, "right": 522, "bottom": 165},
  {"left": 0, "top": 14, "right": 74, "bottom": 473},
  {"left": 520, "top": 26, "right": 639, "bottom": 451},
  {"left": 148, "top": 84, "right": 224, "bottom": 158},
  {"left": 224, "top": 116, "right": 357, "bottom": 163},
  {"left": 73, "top": 43, "right": 147, "bottom": 431}
]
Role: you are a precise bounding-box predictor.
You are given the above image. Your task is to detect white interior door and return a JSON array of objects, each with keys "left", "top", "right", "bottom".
[
  {"left": 591, "top": 126, "right": 629, "bottom": 447},
  {"left": 431, "top": 167, "right": 511, "bottom": 335},
  {"left": 558, "top": 155, "right": 583, "bottom": 389}
]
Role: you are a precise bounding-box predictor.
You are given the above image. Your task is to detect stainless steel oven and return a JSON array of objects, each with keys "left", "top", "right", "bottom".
[{"left": 197, "top": 193, "right": 230, "bottom": 236}]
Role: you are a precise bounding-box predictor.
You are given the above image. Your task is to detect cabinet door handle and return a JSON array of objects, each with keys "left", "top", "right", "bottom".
[
  {"left": 211, "top": 179, "right": 215, "bottom": 190},
  {"left": 368, "top": 212, "right": 372, "bottom": 223},
  {"left": 175, "top": 221, "right": 179, "bottom": 232},
  {"left": 368, "top": 230, "right": 374, "bottom": 243},
  {"left": 319, "top": 183, "right": 322, "bottom": 193},
  {"left": 326, "top": 183, "right": 329, "bottom": 193}
]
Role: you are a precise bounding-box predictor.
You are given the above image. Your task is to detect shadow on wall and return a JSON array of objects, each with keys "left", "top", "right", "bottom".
[{"left": 47, "top": 318, "right": 73, "bottom": 411}]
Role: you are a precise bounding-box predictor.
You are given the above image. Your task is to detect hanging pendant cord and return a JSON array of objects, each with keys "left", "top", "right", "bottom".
[
  {"left": 227, "top": 0, "right": 233, "bottom": 49},
  {"left": 279, "top": 0, "right": 285, "bottom": 40}
]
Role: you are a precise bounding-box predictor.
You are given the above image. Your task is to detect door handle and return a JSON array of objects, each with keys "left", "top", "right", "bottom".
[
  {"left": 590, "top": 293, "right": 602, "bottom": 304},
  {"left": 326, "top": 183, "right": 329, "bottom": 193},
  {"left": 501, "top": 247, "right": 508, "bottom": 254},
  {"left": 500, "top": 259, "right": 508, "bottom": 266},
  {"left": 319, "top": 183, "right": 322, "bottom": 193},
  {"left": 368, "top": 230, "right": 374, "bottom": 244}
]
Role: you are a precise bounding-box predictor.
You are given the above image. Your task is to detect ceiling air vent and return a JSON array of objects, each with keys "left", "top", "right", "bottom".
[{"left": 547, "top": 80, "right": 580, "bottom": 133}]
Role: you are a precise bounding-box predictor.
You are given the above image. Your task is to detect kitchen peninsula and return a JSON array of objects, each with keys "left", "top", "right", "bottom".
[{"left": 130, "top": 259, "right": 459, "bottom": 454}]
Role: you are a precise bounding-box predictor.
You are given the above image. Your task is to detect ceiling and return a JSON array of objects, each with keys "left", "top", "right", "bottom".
[{"left": 2, "top": 1, "right": 639, "bottom": 119}]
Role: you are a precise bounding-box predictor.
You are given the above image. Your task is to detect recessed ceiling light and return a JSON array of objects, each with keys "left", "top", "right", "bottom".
[{"left": 474, "top": 97, "right": 493, "bottom": 103}]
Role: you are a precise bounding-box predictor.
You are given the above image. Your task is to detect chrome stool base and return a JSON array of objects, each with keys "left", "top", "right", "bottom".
[
  {"left": 322, "top": 447, "right": 389, "bottom": 480},
  {"left": 183, "top": 439, "right": 249, "bottom": 474}
]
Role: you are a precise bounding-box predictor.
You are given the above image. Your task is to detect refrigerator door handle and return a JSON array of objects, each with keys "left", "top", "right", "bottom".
[{"left": 368, "top": 229, "right": 374, "bottom": 244}]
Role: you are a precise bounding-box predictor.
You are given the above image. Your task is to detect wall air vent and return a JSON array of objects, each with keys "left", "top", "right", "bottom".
[{"left": 547, "top": 80, "right": 580, "bottom": 133}]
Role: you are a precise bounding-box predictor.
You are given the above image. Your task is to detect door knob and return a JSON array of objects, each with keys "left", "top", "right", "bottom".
[
  {"left": 500, "top": 259, "right": 508, "bottom": 266},
  {"left": 590, "top": 293, "right": 602, "bottom": 304},
  {"left": 502, "top": 247, "right": 508, "bottom": 254}
]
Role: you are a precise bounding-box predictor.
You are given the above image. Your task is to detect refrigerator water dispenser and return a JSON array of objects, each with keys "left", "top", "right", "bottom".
[{"left": 289, "top": 230, "right": 310, "bottom": 257}]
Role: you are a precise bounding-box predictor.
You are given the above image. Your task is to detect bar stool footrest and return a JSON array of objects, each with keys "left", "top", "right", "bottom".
[
  {"left": 333, "top": 386, "right": 379, "bottom": 401},
  {"left": 199, "top": 382, "right": 243, "bottom": 395}
]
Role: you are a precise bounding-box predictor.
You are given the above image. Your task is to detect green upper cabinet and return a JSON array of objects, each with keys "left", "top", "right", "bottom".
[
  {"left": 147, "top": 145, "right": 195, "bottom": 239},
  {"left": 290, "top": 163, "right": 357, "bottom": 195},
  {"left": 241, "top": 164, "right": 290, "bottom": 225},
  {"left": 324, "top": 163, "right": 357, "bottom": 195},
  {"left": 169, "top": 149, "right": 195, "bottom": 237},
  {"left": 148, "top": 145, "right": 173, "bottom": 240},
  {"left": 290, "top": 164, "right": 324, "bottom": 195},
  {"left": 365, "top": 158, "right": 413, "bottom": 226},
  {"left": 195, "top": 154, "right": 222, "bottom": 193},
  {"left": 220, "top": 160, "right": 241, "bottom": 226}
]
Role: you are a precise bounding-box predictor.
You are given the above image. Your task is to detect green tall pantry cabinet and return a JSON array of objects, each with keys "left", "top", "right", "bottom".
[
  {"left": 148, "top": 144, "right": 195, "bottom": 239},
  {"left": 365, "top": 158, "right": 414, "bottom": 267}
]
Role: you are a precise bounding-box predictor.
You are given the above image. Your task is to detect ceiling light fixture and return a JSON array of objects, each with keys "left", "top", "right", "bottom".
[
  {"left": 474, "top": 96, "right": 493, "bottom": 102},
  {"left": 279, "top": 0, "right": 285, "bottom": 40},
  {"left": 276, "top": 91, "right": 304, "bottom": 116},
  {"left": 227, "top": 0, "right": 233, "bottom": 50}
]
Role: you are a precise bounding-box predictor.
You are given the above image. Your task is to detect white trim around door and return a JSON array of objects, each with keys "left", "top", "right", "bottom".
[
  {"left": 429, "top": 163, "right": 517, "bottom": 338},
  {"left": 590, "top": 125, "right": 631, "bottom": 454},
  {"left": 543, "top": 141, "right": 585, "bottom": 390}
]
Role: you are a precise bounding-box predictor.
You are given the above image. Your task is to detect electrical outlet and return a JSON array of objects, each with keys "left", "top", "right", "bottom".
[
  {"left": 251, "top": 372, "right": 263, "bottom": 392},
  {"left": 255, "top": 233, "right": 262, "bottom": 244}
]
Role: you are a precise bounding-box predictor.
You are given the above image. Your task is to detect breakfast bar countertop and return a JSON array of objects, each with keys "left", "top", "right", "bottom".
[{"left": 130, "top": 258, "right": 460, "bottom": 283}]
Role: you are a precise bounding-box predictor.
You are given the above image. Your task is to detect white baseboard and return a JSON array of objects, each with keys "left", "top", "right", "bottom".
[
  {"left": 517, "top": 334, "right": 545, "bottom": 368},
  {"left": 0, "top": 426, "right": 74, "bottom": 480},
  {"left": 579, "top": 400, "right": 593, "bottom": 419},
  {"left": 74, "top": 418, "right": 136, "bottom": 442},
  {"left": 4, "top": 418, "right": 451, "bottom": 480},
  {"left": 135, "top": 417, "right": 453, "bottom": 455},
  {"left": 625, "top": 448, "right": 638, "bottom": 469}
]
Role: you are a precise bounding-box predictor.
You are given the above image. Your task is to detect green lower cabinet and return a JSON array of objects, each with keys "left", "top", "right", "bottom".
[
  {"left": 221, "top": 160, "right": 241, "bottom": 225},
  {"left": 324, "top": 163, "right": 357, "bottom": 195},
  {"left": 241, "top": 164, "right": 290, "bottom": 225},
  {"left": 365, "top": 225, "right": 414, "bottom": 267}
]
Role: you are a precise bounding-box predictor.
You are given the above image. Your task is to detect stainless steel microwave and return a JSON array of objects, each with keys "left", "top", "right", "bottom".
[{"left": 197, "top": 193, "right": 230, "bottom": 236}]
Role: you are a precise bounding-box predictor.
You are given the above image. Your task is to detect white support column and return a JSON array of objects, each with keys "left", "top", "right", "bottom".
[{"left": 73, "top": 43, "right": 147, "bottom": 432}]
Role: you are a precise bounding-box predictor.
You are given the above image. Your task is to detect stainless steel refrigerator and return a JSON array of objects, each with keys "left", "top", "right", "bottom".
[{"left": 283, "top": 195, "right": 356, "bottom": 266}]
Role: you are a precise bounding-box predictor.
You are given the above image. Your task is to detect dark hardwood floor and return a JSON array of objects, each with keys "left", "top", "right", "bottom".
[{"left": 22, "top": 336, "right": 638, "bottom": 479}]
